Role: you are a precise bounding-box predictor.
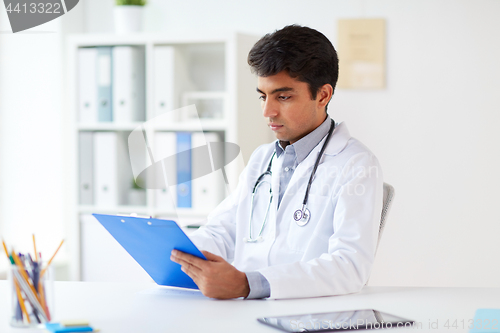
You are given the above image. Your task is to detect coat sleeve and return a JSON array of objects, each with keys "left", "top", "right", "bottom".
[{"left": 257, "top": 152, "right": 384, "bottom": 299}]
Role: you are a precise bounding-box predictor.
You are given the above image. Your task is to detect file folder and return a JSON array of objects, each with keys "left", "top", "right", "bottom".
[
  {"left": 154, "top": 132, "right": 177, "bottom": 210},
  {"left": 78, "top": 48, "right": 98, "bottom": 123},
  {"left": 192, "top": 132, "right": 224, "bottom": 211},
  {"left": 92, "top": 214, "right": 206, "bottom": 289},
  {"left": 78, "top": 132, "right": 94, "bottom": 205},
  {"left": 97, "top": 47, "right": 113, "bottom": 122},
  {"left": 176, "top": 132, "right": 192, "bottom": 208},
  {"left": 153, "top": 46, "right": 177, "bottom": 121},
  {"left": 153, "top": 46, "right": 194, "bottom": 120},
  {"left": 113, "top": 46, "right": 145, "bottom": 123},
  {"left": 93, "top": 132, "right": 129, "bottom": 206}
]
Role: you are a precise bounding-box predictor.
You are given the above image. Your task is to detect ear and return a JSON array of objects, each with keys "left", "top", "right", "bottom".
[{"left": 316, "top": 84, "right": 333, "bottom": 109}]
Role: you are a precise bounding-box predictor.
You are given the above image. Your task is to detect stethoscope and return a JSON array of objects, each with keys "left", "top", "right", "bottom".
[{"left": 243, "top": 119, "right": 336, "bottom": 243}]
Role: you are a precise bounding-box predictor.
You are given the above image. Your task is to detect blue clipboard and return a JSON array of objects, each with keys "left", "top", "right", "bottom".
[{"left": 92, "top": 214, "right": 206, "bottom": 289}]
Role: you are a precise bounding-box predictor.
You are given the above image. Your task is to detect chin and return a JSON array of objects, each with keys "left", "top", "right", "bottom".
[{"left": 274, "top": 134, "right": 287, "bottom": 142}]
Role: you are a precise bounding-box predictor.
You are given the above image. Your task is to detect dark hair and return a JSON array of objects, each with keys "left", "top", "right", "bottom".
[{"left": 248, "top": 25, "right": 339, "bottom": 110}]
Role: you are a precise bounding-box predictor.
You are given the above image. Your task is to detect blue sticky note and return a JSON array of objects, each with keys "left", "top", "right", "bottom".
[
  {"left": 45, "top": 323, "right": 94, "bottom": 333},
  {"left": 470, "top": 309, "right": 500, "bottom": 333}
]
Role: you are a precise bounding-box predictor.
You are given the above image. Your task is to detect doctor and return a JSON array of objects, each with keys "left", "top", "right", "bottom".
[{"left": 170, "top": 25, "right": 383, "bottom": 299}]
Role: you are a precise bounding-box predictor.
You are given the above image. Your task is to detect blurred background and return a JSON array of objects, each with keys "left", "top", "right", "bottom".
[{"left": 0, "top": 0, "right": 499, "bottom": 288}]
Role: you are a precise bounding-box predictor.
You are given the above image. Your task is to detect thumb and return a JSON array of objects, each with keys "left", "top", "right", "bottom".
[{"left": 201, "top": 250, "right": 224, "bottom": 262}]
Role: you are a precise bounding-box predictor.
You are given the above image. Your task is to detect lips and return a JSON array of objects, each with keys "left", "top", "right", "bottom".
[{"left": 269, "top": 124, "right": 283, "bottom": 131}]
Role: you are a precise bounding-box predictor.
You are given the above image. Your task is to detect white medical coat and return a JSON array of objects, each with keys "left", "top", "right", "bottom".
[{"left": 189, "top": 122, "right": 383, "bottom": 299}]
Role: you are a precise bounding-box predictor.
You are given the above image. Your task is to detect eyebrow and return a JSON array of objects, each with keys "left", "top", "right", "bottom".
[{"left": 256, "top": 87, "right": 294, "bottom": 95}]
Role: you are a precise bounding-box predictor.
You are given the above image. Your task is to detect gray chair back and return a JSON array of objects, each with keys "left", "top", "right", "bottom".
[
  {"left": 376, "top": 183, "right": 395, "bottom": 255},
  {"left": 365, "top": 182, "right": 395, "bottom": 286}
]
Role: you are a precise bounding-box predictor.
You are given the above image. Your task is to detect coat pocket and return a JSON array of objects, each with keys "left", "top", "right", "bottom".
[{"left": 285, "top": 194, "right": 334, "bottom": 254}]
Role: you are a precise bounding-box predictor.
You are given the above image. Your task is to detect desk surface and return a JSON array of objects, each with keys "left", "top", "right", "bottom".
[{"left": 1, "top": 281, "right": 499, "bottom": 332}]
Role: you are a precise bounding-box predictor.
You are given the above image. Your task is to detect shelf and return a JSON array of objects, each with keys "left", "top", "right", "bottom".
[
  {"left": 79, "top": 205, "right": 150, "bottom": 215},
  {"left": 151, "top": 119, "right": 228, "bottom": 131},
  {"left": 77, "top": 119, "right": 228, "bottom": 132},
  {"left": 154, "top": 209, "right": 211, "bottom": 218},
  {"left": 68, "top": 32, "right": 268, "bottom": 282},
  {"left": 68, "top": 33, "right": 233, "bottom": 48},
  {"left": 183, "top": 91, "right": 227, "bottom": 99},
  {"left": 77, "top": 122, "right": 144, "bottom": 131},
  {"left": 78, "top": 205, "right": 211, "bottom": 219}
]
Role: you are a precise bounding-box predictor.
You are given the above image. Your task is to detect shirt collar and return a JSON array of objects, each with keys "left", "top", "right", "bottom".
[{"left": 274, "top": 115, "right": 332, "bottom": 164}]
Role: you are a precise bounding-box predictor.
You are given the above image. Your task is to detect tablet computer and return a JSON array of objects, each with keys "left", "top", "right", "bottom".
[
  {"left": 92, "top": 214, "right": 206, "bottom": 289},
  {"left": 257, "top": 309, "right": 415, "bottom": 332}
]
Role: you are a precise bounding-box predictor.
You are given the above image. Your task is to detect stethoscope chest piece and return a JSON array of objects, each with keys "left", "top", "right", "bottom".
[{"left": 293, "top": 207, "right": 311, "bottom": 226}]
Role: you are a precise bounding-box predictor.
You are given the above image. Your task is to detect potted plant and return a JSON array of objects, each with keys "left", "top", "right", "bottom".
[
  {"left": 129, "top": 178, "right": 147, "bottom": 206},
  {"left": 114, "top": 0, "right": 147, "bottom": 34}
]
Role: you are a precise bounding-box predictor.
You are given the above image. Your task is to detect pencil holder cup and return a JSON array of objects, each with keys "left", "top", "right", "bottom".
[{"left": 8, "top": 264, "right": 54, "bottom": 327}]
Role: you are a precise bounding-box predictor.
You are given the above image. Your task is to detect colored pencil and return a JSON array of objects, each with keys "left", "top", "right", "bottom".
[
  {"left": 2, "top": 239, "right": 9, "bottom": 260},
  {"left": 33, "top": 234, "right": 38, "bottom": 262},
  {"left": 11, "top": 251, "right": 41, "bottom": 303},
  {"left": 40, "top": 239, "right": 64, "bottom": 278},
  {"left": 38, "top": 280, "right": 51, "bottom": 321},
  {"left": 14, "top": 279, "right": 31, "bottom": 323},
  {"left": 3, "top": 240, "right": 30, "bottom": 323}
]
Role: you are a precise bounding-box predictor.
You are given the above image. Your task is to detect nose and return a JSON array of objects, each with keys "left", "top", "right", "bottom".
[{"left": 262, "top": 98, "right": 278, "bottom": 118}]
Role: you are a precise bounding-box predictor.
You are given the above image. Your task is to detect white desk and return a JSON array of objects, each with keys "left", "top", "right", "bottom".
[{"left": 1, "top": 281, "right": 499, "bottom": 332}]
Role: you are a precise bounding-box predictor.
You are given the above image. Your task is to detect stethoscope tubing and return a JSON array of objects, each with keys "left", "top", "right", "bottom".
[
  {"left": 302, "top": 119, "right": 336, "bottom": 206},
  {"left": 245, "top": 119, "right": 335, "bottom": 242}
]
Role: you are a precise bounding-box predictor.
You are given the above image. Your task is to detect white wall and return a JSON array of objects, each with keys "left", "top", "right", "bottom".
[
  {"left": 2, "top": 0, "right": 500, "bottom": 287},
  {"left": 0, "top": 4, "right": 84, "bottom": 266},
  {"left": 0, "top": 18, "right": 66, "bottom": 259},
  {"left": 332, "top": 1, "right": 500, "bottom": 288}
]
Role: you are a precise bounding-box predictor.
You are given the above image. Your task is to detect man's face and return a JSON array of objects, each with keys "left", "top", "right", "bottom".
[{"left": 257, "top": 71, "right": 329, "bottom": 144}]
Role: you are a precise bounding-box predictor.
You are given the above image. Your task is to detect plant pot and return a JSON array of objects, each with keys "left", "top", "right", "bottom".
[
  {"left": 128, "top": 189, "right": 147, "bottom": 206},
  {"left": 114, "top": 5, "right": 144, "bottom": 34}
]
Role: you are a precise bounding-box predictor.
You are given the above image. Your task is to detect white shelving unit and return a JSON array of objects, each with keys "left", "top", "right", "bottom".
[{"left": 65, "top": 33, "right": 272, "bottom": 281}]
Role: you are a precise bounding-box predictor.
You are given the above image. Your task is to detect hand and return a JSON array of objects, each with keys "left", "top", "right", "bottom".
[{"left": 170, "top": 249, "right": 250, "bottom": 299}]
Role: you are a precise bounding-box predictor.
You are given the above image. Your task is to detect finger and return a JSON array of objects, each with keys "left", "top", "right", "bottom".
[
  {"left": 171, "top": 255, "right": 195, "bottom": 269},
  {"left": 180, "top": 261, "right": 202, "bottom": 279},
  {"left": 180, "top": 264, "right": 201, "bottom": 288},
  {"left": 171, "top": 250, "right": 207, "bottom": 269},
  {"left": 172, "top": 255, "right": 203, "bottom": 277},
  {"left": 201, "top": 250, "right": 224, "bottom": 262}
]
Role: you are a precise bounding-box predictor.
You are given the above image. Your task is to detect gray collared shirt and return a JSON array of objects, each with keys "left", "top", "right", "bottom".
[
  {"left": 274, "top": 115, "right": 332, "bottom": 208},
  {"left": 246, "top": 115, "right": 332, "bottom": 299}
]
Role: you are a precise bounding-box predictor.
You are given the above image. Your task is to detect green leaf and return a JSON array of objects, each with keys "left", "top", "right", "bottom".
[{"left": 115, "top": 0, "right": 147, "bottom": 6}]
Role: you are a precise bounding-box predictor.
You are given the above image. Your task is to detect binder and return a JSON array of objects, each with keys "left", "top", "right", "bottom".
[
  {"left": 97, "top": 47, "right": 113, "bottom": 122},
  {"left": 78, "top": 48, "right": 98, "bottom": 123},
  {"left": 153, "top": 46, "right": 194, "bottom": 121},
  {"left": 191, "top": 132, "right": 224, "bottom": 212},
  {"left": 93, "top": 132, "right": 129, "bottom": 206},
  {"left": 92, "top": 214, "right": 206, "bottom": 289},
  {"left": 154, "top": 46, "right": 176, "bottom": 121},
  {"left": 78, "top": 132, "right": 94, "bottom": 205},
  {"left": 154, "top": 132, "right": 177, "bottom": 210},
  {"left": 112, "top": 46, "right": 145, "bottom": 123},
  {"left": 176, "top": 132, "right": 192, "bottom": 208}
]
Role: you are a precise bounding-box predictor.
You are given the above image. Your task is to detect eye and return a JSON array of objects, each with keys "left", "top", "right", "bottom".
[
  {"left": 278, "top": 96, "right": 291, "bottom": 101},
  {"left": 259, "top": 95, "right": 266, "bottom": 101}
]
